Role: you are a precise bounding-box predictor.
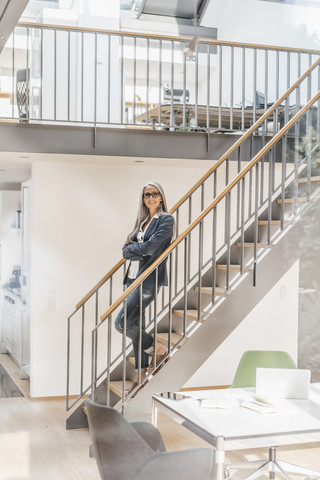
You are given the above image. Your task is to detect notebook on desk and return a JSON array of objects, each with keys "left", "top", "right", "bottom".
[{"left": 256, "top": 368, "right": 311, "bottom": 399}]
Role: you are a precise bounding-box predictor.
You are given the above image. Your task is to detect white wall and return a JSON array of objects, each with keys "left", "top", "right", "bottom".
[
  {"left": 184, "top": 261, "right": 299, "bottom": 388},
  {"left": 203, "top": 0, "right": 320, "bottom": 49},
  {"left": 29, "top": 157, "right": 213, "bottom": 397}
]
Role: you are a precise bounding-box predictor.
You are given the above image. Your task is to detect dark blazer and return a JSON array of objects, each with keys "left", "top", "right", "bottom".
[{"left": 122, "top": 213, "right": 174, "bottom": 289}]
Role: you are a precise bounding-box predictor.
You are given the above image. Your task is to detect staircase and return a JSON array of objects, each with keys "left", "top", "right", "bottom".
[{"left": 66, "top": 58, "right": 320, "bottom": 427}]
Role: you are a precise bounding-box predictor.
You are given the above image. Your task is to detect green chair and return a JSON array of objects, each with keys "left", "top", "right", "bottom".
[
  {"left": 226, "top": 350, "right": 320, "bottom": 480},
  {"left": 230, "top": 350, "right": 297, "bottom": 388}
]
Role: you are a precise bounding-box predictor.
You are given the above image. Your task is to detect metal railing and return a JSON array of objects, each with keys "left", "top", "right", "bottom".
[
  {"left": 93, "top": 90, "right": 320, "bottom": 411},
  {"left": 0, "top": 22, "right": 319, "bottom": 133},
  {"left": 66, "top": 59, "right": 320, "bottom": 412}
]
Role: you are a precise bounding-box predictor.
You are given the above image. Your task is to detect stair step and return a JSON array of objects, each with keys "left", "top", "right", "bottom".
[
  {"left": 236, "top": 242, "right": 273, "bottom": 248},
  {"left": 109, "top": 380, "right": 132, "bottom": 397},
  {"left": 216, "top": 264, "right": 241, "bottom": 271},
  {"left": 277, "top": 197, "right": 307, "bottom": 204},
  {"left": 154, "top": 332, "right": 186, "bottom": 348},
  {"left": 195, "top": 286, "right": 227, "bottom": 296},
  {"left": 298, "top": 176, "right": 320, "bottom": 183},
  {"left": 128, "top": 357, "right": 135, "bottom": 366},
  {"left": 258, "top": 220, "right": 281, "bottom": 226},
  {"left": 173, "top": 309, "right": 203, "bottom": 321}
]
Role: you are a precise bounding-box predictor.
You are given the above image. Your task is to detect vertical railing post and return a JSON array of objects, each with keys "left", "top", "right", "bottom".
[
  {"left": 280, "top": 135, "right": 287, "bottom": 231},
  {"left": 106, "top": 314, "right": 112, "bottom": 406},
  {"left": 206, "top": 43, "right": 210, "bottom": 131},
  {"left": 198, "top": 221, "right": 203, "bottom": 322},
  {"left": 153, "top": 269, "right": 159, "bottom": 366},
  {"left": 66, "top": 315, "right": 71, "bottom": 410},
  {"left": 306, "top": 109, "right": 312, "bottom": 201},
  {"left": 121, "top": 298, "right": 127, "bottom": 408},
  {"left": 168, "top": 253, "right": 173, "bottom": 354},
  {"left": 26, "top": 27, "right": 30, "bottom": 121},
  {"left": 253, "top": 48, "right": 257, "bottom": 124},
  {"left": 253, "top": 162, "right": 259, "bottom": 287},
  {"left": 240, "top": 177, "right": 245, "bottom": 274},
  {"left": 218, "top": 45, "right": 222, "bottom": 130},
  {"left": 230, "top": 46, "right": 234, "bottom": 130},
  {"left": 120, "top": 35, "right": 124, "bottom": 124},
  {"left": 11, "top": 29, "right": 15, "bottom": 119},
  {"left": 183, "top": 40, "right": 187, "bottom": 128},
  {"left": 183, "top": 236, "right": 188, "bottom": 337},
  {"left": 170, "top": 40, "right": 174, "bottom": 130},
  {"left": 195, "top": 44, "right": 199, "bottom": 128},
  {"left": 146, "top": 37, "right": 150, "bottom": 125},
  {"left": 133, "top": 36, "right": 137, "bottom": 124},
  {"left": 267, "top": 149, "right": 272, "bottom": 245},
  {"left": 211, "top": 206, "right": 217, "bottom": 304},
  {"left": 91, "top": 328, "right": 96, "bottom": 401},
  {"left": 80, "top": 305, "right": 85, "bottom": 395},
  {"left": 138, "top": 283, "right": 142, "bottom": 384},
  {"left": 94, "top": 33, "right": 97, "bottom": 146},
  {"left": 158, "top": 39, "right": 162, "bottom": 126},
  {"left": 241, "top": 47, "right": 245, "bottom": 130},
  {"left": 67, "top": 30, "right": 71, "bottom": 123},
  {"left": 53, "top": 28, "right": 57, "bottom": 122},
  {"left": 81, "top": 32, "right": 84, "bottom": 123},
  {"left": 225, "top": 193, "right": 231, "bottom": 290}
]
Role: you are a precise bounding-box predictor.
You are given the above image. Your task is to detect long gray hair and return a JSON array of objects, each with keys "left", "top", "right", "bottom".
[{"left": 127, "top": 181, "right": 169, "bottom": 243}]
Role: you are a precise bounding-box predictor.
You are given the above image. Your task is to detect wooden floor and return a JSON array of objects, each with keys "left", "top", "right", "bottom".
[{"left": 1, "top": 353, "right": 320, "bottom": 479}]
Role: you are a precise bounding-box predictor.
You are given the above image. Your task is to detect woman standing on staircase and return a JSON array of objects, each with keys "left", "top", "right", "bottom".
[{"left": 115, "top": 181, "right": 174, "bottom": 395}]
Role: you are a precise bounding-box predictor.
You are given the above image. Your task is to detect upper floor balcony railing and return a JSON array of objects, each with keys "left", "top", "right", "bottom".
[{"left": 0, "top": 22, "right": 319, "bottom": 132}]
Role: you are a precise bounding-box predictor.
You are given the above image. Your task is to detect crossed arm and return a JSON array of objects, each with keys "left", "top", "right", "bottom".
[{"left": 122, "top": 215, "right": 174, "bottom": 261}]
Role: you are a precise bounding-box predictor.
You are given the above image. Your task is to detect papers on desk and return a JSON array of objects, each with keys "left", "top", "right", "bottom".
[
  {"left": 241, "top": 396, "right": 279, "bottom": 414},
  {"left": 200, "top": 397, "right": 234, "bottom": 409}
]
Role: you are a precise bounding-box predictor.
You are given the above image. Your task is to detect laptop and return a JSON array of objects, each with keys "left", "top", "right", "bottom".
[{"left": 256, "top": 368, "right": 311, "bottom": 399}]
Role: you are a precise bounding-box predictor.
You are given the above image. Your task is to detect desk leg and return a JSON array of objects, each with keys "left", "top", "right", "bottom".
[
  {"left": 151, "top": 397, "right": 158, "bottom": 427},
  {"left": 215, "top": 436, "right": 225, "bottom": 480}
]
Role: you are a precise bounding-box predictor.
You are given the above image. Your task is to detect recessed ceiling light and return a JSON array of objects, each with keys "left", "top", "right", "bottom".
[
  {"left": 19, "top": 155, "right": 30, "bottom": 159},
  {"left": 0, "top": 36, "right": 5, "bottom": 41},
  {"left": 0, "top": 168, "right": 6, "bottom": 172},
  {"left": 134, "top": 160, "right": 144, "bottom": 163}
]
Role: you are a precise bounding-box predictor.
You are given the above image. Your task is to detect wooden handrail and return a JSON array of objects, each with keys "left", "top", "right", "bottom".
[
  {"left": 76, "top": 57, "right": 320, "bottom": 310},
  {"left": 100, "top": 90, "right": 320, "bottom": 323},
  {"left": 17, "top": 21, "right": 320, "bottom": 55}
]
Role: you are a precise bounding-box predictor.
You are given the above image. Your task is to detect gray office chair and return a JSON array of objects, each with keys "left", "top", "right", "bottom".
[
  {"left": 225, "top": 350, "right": 320, "bottom": 480},
  {"left": 85, "top": 398, "right": 216, "bottom": 480}
]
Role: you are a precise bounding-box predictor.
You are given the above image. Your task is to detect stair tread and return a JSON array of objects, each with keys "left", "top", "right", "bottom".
[
  {"left": 173, "top": 309, "right": 202, "bottom": 320},
  {"left": 109, "top": 380, "right": 132, "bottom": 397},
  {"left": 298, "top": 176, "right": 320, "bottom": 183},
  {"left": 216, "top": 264, "right": 241, "bottom": 270},
  {"left": 236, "top": 242, "right": 273, "bottom": 247},
  {"left": 155, "top": 332, "right": 186, "bottom": 348},
  {"left": 195, "top": 286, "right": 227, "bottom": 295},
  {"left": 277, "top": 197, "right": 307, "bottom": 204},
  {"left": 258, "top": 220, "right": 281, "bottom": 225}
]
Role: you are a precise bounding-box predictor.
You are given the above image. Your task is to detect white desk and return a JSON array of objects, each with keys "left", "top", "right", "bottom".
[{"left": 152, "top": 384, "right": 320, "bottom": 480}]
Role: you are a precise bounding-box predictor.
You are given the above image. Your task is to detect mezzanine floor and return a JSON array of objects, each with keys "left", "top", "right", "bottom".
[{"left": 0, "top": 353, "right": 319, "bottom": 480}]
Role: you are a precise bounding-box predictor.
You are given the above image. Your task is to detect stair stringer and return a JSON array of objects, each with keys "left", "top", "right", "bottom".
[{"left": 122, "top": 193, "right": 320, "bottom": 421}]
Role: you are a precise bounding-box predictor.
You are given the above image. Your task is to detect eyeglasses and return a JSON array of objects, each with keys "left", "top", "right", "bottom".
[{"left": 143, "top": 191, "right": 160, "bottom": 199}]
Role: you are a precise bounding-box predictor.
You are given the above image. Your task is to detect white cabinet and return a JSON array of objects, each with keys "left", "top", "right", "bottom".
[{"left": 2, "top": 288, "right": 29, "bottom": 377}]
